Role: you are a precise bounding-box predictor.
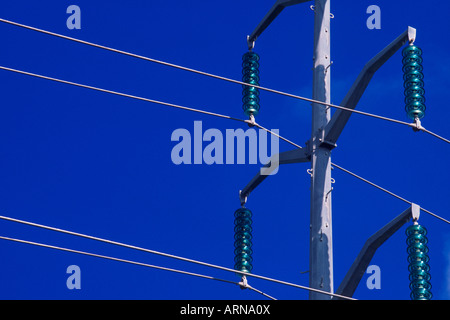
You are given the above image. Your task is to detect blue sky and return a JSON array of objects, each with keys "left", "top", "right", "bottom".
[{"left": 0, "top": 0, "right": 449, "bottom": 300}]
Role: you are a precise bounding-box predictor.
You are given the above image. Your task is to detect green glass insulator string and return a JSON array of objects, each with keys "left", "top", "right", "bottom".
[
  {"left": 406, "top": 223, "right": 432, "bottom": 300},
  {"left": 242, "top": 51, "right": 260, "bottom": 117},
  {"left": 402, "top": 44, "right": 425, "bottom": 120},
  {"left": 234, "top": 207, "right": 253, "bottom": 274}
]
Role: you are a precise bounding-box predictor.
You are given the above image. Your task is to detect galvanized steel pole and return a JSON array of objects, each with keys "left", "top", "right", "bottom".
[{"left": 309, "top": 0, "right": 333, "bottom": 300}]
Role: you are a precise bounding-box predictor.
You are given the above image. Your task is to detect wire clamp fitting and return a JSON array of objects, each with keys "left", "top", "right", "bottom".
[
  {"left": 412, "top": 117, "right": 423, "bottom": 132},
  {"left": 239, "top": 275, "right": 249, "bottom": 290},
  {"left": 247, "top": 114, "right": 256, "bottom": 128}
]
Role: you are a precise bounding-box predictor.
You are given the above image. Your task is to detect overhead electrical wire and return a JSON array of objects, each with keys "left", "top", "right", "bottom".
[
  {"left": 0, "top": 65, "right": 292, "bottom": 147},
  {"left": 331, "top": 163, "right": 450, "bottom": 225},
  {"left": 2, "top": 62, "right": 446, "bottom": 295},
  {"left": 0, "top": 17, "right": 449, "bottom": 300},
  {"left": 0, "top": 18, "right": 431, "bottom": 130},
  {"left": 331, "top": 163, "right": 411, "bottom": 204},
  {"left": 1, "top": 18, "right": 449, "bottom": 145},
  {"left": 245, "top": 285, "right": 277, "bottom": 300},
  {"left": 1, "top": 63, "right": 447, "bottom": 151},
  {"left": 0, "top": 64, "right": 447, "bottom": 224},
  {"left": 0, "top": 64, "right": 448, "bottom": 278},
  {"left": 0, "top": 215, "right": 355, "bottom": 300},
  {"left": 253, "top": 122, "right": 303, "bottom": 149},
  {"left": 0, "top": 66, "right": 247, "bottom": 124},
  {"left": 0, "top": 234, "right": 276, "bottom": 300},
  {"left": 420, "top": 127, "right": 450, "bottom": 145},
  {"left": 6, "top": 66, "right": 445, "bottom": 223}
]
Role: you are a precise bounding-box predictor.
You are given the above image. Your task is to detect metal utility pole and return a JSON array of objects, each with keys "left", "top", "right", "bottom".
[{"left": 309, "top": 0, "right": 333, "bottom": 300}]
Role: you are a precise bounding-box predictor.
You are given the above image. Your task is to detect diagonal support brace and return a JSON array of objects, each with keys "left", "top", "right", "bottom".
[
  {"left": 334, "top": 203, "right": 420, "bottom": 299},
  {"left": 319, "top": 26, "right": 416, "bottom": 148}
]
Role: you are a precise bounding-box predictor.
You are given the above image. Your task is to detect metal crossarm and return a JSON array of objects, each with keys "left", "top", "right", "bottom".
[{"left": 247, "top": 0, "right": 311, "bottom": 50}]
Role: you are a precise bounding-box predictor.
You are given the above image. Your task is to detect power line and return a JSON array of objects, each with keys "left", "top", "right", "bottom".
[
  {"left": 0, "top": 65, "right": 298, "bottom": 150},
  {"left": 1, "top": 62, "right": 448, "bottom": 256},
  {"left": 0, "top": 234, "right": 277, "bottom": 300},
  {"left": 331, "top": 162, "right": 411, "bottom": 205},
  {"left": 0, "top": 234, "right": 277, "bottom": 299},
  {"left": 0, "top": 64, "right": 297, "bottom": 151},
  {"left": 0, "top": 214, "right": 355, "bottom": 300},
  {"left": 420, "top": 207, "right": 450, "bottom": 225},
  {"left": 2, "top": 18, "right": 449, "bottom": 146},
  {"left": 0, "top": 65, "right": 246, "bottom": 124},
  {"left": 0, "top": 16, "right": 448, "bottom": 300},
  {"left": 253, "top": 122, "right": 303, "bottom": 149},
  {"left": 420, "top": 127, "right": 450, "bottom": 145},
  {"left": 0, "top": 235, "right": 232, "bottom": 283},
  {"left": 2, "top": 61, "right": 445, "bottom": 155},
  {"left": 246, "top": 285, "right": 277, "bottom": 300},
  {"left": 331, "top": 162, "right": 450, "bottom": 225},
  {"left": 0, "top": 17, "right": 418, "bottom": 129},
  {"left": 0, "top": 214, "right": 239, "bottom": 274},
  {"left": 0, "top": 64, "right": 443, "bottom": 223}
]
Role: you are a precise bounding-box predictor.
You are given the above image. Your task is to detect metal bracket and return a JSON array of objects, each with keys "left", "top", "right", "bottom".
[
  {"left": 408, "top": 26, "right": 416, "bottom": 44},
  {"left": 246, "top": 35, "right": 255, "bottom": 51},
  {"left": 239, "top": 190, "right": 248, "bottom": 207},
  {"left": 411, "top": 202, "right": 421, "bottom": 222},
  {"left": 319, "top": 138, "right": 337, "bottom": 150}
]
